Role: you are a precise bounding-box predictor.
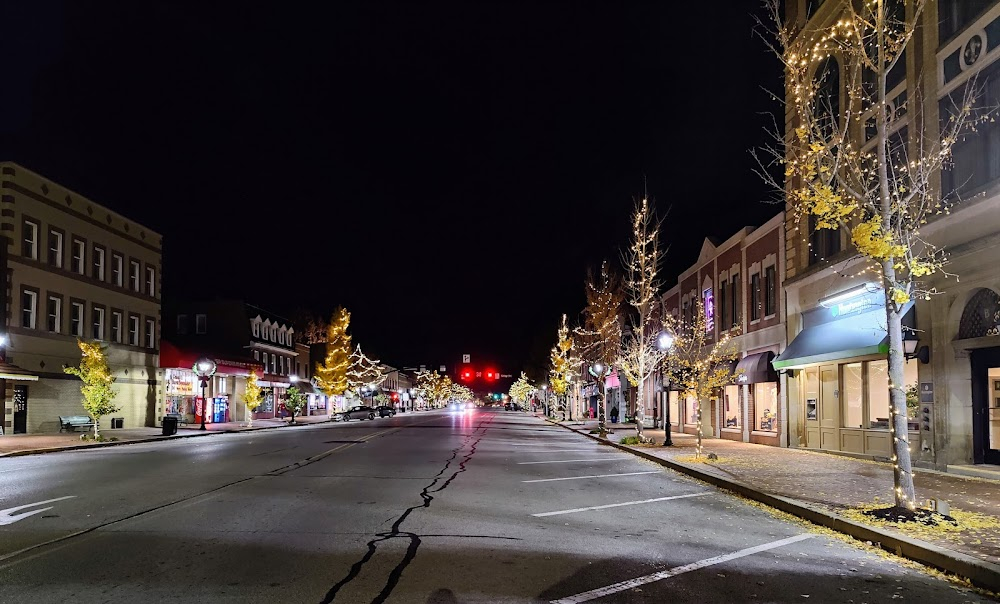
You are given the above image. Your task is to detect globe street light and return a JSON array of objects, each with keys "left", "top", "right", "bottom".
[
  {"left": 657, "top": 331, "right": 675, "bottom": 446},
  {"left": 541, "top": 384, "right": 548, "bottom": 417},
  {"left": 193, "top": 357, "right": 217, "bottom": 431},
  {"left": 589, "top": 362, "right": 609, "bottom": 438}
]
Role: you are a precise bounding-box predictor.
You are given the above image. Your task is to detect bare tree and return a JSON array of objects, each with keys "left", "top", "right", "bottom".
[{"left": 754, "top": 0, "right": 988, "bottom": 511}]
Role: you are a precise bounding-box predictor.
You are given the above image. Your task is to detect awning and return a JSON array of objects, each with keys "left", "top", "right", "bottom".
[
  {"left": 773, "top": 302, "right": 914, "bottom": 370},
  {"left": 292, "top": 381, "right": 319, "bottom": 394},
  {"left": 735, "top": 351, "right": 777, "bottom": 384},
  {"left": 0, "top": 363, "right": 38, "bottom": 381}
]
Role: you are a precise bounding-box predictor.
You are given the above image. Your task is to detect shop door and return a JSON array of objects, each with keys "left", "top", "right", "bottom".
[
  {"left": 12, "top": 385, "right": 27, "bottom": 434},
  {"left": 820, "top": 365, "right": 839, "bottom": 451},
  {"left": 970, "top": 347, "right": 1000, "bottom": 465}
]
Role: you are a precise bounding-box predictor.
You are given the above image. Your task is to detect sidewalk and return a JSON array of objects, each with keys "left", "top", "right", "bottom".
[
  {"left": 0, "top": 414, "right": 333, "bottom": 457},
  {"left": 552, "top": 417, "right": 1000, "bottom": 594}
]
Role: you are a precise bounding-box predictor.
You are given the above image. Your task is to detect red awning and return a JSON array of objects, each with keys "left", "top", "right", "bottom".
[{"left": 160, "top": 340, "right": 264, "bottom": 376}]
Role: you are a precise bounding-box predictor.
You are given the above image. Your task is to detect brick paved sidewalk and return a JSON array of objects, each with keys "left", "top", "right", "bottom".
[
  {"left": 0, "top": 414, "right": 332, "bottom": 457},
  {"left": 558, "top": 419, "right": 1000, "bottom": 572}
]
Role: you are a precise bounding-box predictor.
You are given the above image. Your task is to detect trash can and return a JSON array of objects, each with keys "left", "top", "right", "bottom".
[{"left": 162, "top": 416, "right": 178, "bottom": 436}]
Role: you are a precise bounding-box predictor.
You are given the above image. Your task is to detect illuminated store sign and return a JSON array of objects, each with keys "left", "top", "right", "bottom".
[{"left": 703, "top": 288, "right": 714, "bottom": 332}]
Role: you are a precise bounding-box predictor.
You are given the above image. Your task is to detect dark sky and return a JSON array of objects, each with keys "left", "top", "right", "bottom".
[{"left": 0, "top": 1, "right": 782, "bottom": 377}]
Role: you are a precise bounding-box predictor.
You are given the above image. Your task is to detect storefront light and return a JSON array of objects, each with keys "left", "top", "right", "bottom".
[{"left": 818, "top": 282, "right": 878, "bottom": 308}]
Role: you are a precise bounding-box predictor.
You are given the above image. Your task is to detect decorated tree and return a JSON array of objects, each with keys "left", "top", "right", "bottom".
[
  {"left": 575, "top": 260, "right": 624, "bottom": 437},
  {"left": 549, "top": 314, "right": 578, "bottom": 421},
  {"left": 346, "top": 345, "right": 384, "bottom": 401},
  {"left": 285, "top": 386, "right": 306, "bottom": 424},
  {"left": 315, "top": 307, "right": 352, "bottom": 401},
  {"left": 417, "top": 370, "right": 454, "bottom": 408},
  {"left": 63, "top": 339, "right": 118, "bottom": 439},
  {"left": 616, "top": 195, "right": 667, "bottom": 442},
  {"left": 666, "top": 297, "right": 739, "bottom": 458},
  {"left": 508, "top": 372, "right": 534, "bottom": 409},
  {"left": 756, "top": 0, "right": 985, "bottom": 510},
  {"left": 243, "top": 370, "right": 263, "bottom": 427}
]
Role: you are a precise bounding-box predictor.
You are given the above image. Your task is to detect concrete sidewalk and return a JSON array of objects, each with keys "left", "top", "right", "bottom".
[
  {"left": 551, "top": 417, "right": 1000, "bottom": 594},
  {"left": 0, "top": 414, "right": 334, "bottom": 457}
]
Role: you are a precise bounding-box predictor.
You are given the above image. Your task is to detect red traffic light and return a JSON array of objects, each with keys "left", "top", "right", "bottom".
[
  {"left": 462, "top": 370, "right": 472, "bottom": 380},
  {"left": 486, "top": 370, "right": 493, "bottom": 379}
]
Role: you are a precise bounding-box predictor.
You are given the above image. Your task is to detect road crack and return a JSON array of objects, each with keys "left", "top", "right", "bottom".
[{"left": 319, "top": 415, "right": 494, "bottom": 604}]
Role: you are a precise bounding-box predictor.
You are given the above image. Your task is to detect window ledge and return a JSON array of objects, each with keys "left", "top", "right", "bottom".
[
  {"left": 751, "top": 430, "right": 778, "bottom": 436},
  {"left": 764, "top": 313, "right": 776, "bottom": 321},
  {"left": 721, "top": 427, "right": 742, "bottom": 433}
]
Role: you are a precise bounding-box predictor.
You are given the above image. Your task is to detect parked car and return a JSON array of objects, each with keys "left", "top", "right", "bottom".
[
  {"left": 376, "top": 405, "right": 396, "bottom": 417},
  {"left": 338, "top": 405, "right": 376, "bottom": 421}
]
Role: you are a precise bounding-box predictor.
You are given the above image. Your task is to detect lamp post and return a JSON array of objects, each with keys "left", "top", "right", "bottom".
[
  {"left": 590, "top": 362, "right": 609, "bottom": 437},
  {"left": 194, "top": 357, "right": 217, "bottom": 431},
  {"left": 658, "top": 331, "right": 675, "bottom": 446},
  {"left": 541, "top": 384, "right": 548, "bottom": 417}
]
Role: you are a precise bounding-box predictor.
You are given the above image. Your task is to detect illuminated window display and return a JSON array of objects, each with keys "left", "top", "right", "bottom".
[
  {"left": 754, "top": 382, "right": 778, "bottom": 432},
  {"left": 723, "top": 385, "right": 740, "bottom": 428}
]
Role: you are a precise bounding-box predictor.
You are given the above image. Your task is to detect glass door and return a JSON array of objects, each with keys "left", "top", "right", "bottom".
[{"left": 970, "top": 347, "right": 1000, "bottom": 465}]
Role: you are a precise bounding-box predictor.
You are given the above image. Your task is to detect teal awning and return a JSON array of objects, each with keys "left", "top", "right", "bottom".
[{"left": 772, "top": 302, "right": 913, "bottom": 370}]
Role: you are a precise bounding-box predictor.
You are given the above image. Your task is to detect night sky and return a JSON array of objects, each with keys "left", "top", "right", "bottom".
[{"left": 1, "top": 2, "right": 782, "bottom": 378}]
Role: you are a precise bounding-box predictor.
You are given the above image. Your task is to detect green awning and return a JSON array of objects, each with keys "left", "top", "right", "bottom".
[{"left": 773, "top": 302, "right": 913, "bottom": 370}]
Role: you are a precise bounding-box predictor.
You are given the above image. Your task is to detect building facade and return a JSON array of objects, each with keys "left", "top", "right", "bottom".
[
  {"left": 776, "top": 0, "right": 1000, "bottom": 470},
  {"left": 661, "top": 211, "right": 786, "bottom": 446},
  {"left": 0, "top": 162, "right": 161, "bottom": 433},
  {"left": 161, "top": 300, "right": 296, "bottom": 424}
]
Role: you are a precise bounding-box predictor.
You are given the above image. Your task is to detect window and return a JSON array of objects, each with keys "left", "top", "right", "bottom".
[
  {"left": 278, "top": 329, "right": 284, "bottom": 345},
  {"left": 112, "top": 253, "right": 124, "bottom": 286},
  {"left": 22, "top": 220, "right": 38, "bottom": 260},
  {"left": 72, "top": 238, "right": 86, "bottom": 274},
  {"left": 685, "top": 395, "right": 699, "bottom": 425},
  {"left": 723, "top": 384, "right": 740, "bottom": 429},
  {"left": 21, "top": 289, "right": 38, "bottom": 329},
  {"left": 254, "top": 350, "right": 260, "bottom": 361},
  {"left": 943, "top": 63, "right": 1000, "bottom": 197},
  {"left": 93, "top": 246, "right": 106, "bottom": 281},
  {"left": 939, "top": 0, "right": 992, "bottom": 42},
  {"left": 252, "top": 321, "right": 260, "bottom": 337},
  {"left": 764, "top": 265, "right": 776, "bottom": 316},
  {"left": 754, "top": 382, "right": 778, "bottom": 432},
  {"left": 70, "top": 301, "right": 84, "bottom": 337},
  {"left": 145, "top": 318, "right": 155, "bottom": 349},
  {"left": 111, "top": 310, "right": 123, "bottom": 343},
  {"left": 730, "top": 273, "right": 740, "bottom": 328},
  {"left": 176, "top": 314, "right": 188, "bottom": 335},
  {"left": 47, "top": 295, "right": 62, "bottom": 333},
  {"left": 48, "top": 229, "right": 64, "bottom": 268},
  {"left": 195, "top": 314, "right": 207, "bottom": 334},
  {"left": 92, "top": 306, "right": 105, "bottom": 340},
  {"left": 271, "top": 326, "right": 277, "bottom": 341},
  {"left": 750, "top": 272, "right": 761, "bottom": 321},
  {"left": 842, "top": 362, "right": 864, "bottom": 428},
  {"left": 703, "top": 288, "right": 714, "bottom": 333},
  {"left": 271, "top": 353, "right": 277, "bottom": 374},
  {"left": 129, "top": 260, "right": 140, "bottom": 292},
  {"left": 146, "top": 266, "right": 156, "bottom": 297},
  {"left": 718, "top": 279, "right": 728, "bottom": 330},
  {"left": 808, "top": 214, "right": 841, "bottom": 265},
  {"left": 128, "top": 314, "right": 140, "bottom": 346}
]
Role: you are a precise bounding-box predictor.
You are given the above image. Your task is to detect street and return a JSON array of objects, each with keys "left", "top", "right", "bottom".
[{"left": 0, "top": 409, "right": 990, "bottom": 603}]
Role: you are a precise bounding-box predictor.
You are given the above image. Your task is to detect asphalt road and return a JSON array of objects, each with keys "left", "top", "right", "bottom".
[{"left": 0, "top": 409, "right": 992, "bottom": 603}]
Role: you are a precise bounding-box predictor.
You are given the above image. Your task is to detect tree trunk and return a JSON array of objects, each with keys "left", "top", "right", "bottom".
[
  {"left": 92, "top": 418, "right": 99, "bottom": 440},
  {"left": 246, "top": 404, "right": 254, "bottom": 427},
  {"left": 695, "top": 400, "right": 704, "bottom": 458},
  {"left": 883, "top": 268, "right": 918, "bottom": 509},
  {"left": 634, "top": 377, "right": 646, "bottom": 439},
  {"left": 598, "top": 379, "right": 608, "bottom": 438}
]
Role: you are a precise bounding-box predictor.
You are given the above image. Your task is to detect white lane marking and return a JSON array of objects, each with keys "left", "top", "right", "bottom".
[
  {"left": 532, "top": 492, "right": 709, "bottom": 517},
  {"left": 550, "top": 534, "right": 815, "bottom": 604},
  {"left": 523, "top": 471, "right": 661, "bottom": 483},
  {"left": 0, "top": 496, "right": 77, "bottom": 526},
  {"left": 518, "top": 459, "right": 620, "bottom": 465}
]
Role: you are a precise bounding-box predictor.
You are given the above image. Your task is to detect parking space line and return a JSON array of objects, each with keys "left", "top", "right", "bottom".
[
  {"left": 513, "top": 449, "right": 604, "bottom": 454},
  {"left": 517, "top": 458, "right": 619, "bottom": 465},
  {"left": 550, "top": 533, "right": 814, "bottom": 603},
  {"left": 532, "top": 492, "right": 709, "bottom": 517},
  {"left": 522, "top": 471, "right": 661, "bottom": 483}
]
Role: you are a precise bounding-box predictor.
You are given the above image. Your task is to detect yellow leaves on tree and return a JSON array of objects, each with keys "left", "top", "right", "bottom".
[
  {"left": 315, "top": 306, "right": 352, "bottom": 397},
  {"left": 549, "top": 314, "right": 575, "bottom": 397},
  {"left": 243, "top": 370, "right": 263, "bottom": 426},
  {"left": 63, "top": 339, "right": 119, "bottom": 439},
  {"left": 851, "top": 217, "right": 906, "bottom": 261},
  {"left": 508, "top": 372, "right": 533, "bottom": 406}
]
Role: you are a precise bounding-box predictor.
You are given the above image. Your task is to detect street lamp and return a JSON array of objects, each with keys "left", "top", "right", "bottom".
[
  {"left": 541, "top": 384, "right": 548, "bottom": 417},
  {"left": 193, "top": 357, "right": 217, "bottom": 431},
  {"left": 589, "top": 362, "right": 609, "bottom": 437},
  {"left": 658, "top": 331, "right": 675, "bottom": 446}
]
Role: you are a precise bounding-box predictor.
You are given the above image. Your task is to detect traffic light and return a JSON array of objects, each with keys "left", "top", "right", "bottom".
[
  {"left": 461, "top": 369, "right": 473, "bottom": 381},
  {"left": 485, "top": 368, "right": 498, "bottom": 380}
]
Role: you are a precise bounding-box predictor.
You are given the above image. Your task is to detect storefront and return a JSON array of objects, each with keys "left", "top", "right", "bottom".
[
  {"left": 729, "top": 350, "right": 780, "bottom": 445},
  {"left": 774, "top": 286, "right": 918, "bottom": 457},
  {"left": 159, "top": 340, "right": 263, "bottom": 426}
]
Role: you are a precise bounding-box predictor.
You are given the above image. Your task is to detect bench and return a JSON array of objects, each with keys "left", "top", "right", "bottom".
[
  {"left": 164, "top": 413, "right": 190, "bottom": 426},
  {"left": 58, "top": 415, "right": 96, "bottom": 433}
]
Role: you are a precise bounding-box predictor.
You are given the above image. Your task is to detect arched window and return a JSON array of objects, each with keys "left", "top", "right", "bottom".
[{"left": 958, "top": 288, "right": 1000, "bottom": 339}]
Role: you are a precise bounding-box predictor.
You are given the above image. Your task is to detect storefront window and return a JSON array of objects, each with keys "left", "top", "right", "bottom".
[
  {"left": 843, "top": 362, "right": 864, "bottom": 428},
  {"left": 723, "top": 385, "right": 740, "bottom": 428},
  {"left": 754, "top": 382, "right": 778, "bottom": 431},
  {"left": 685, "top": 395, "right": 698, "bottom": 425},
  {"left": 867, "top": 360, "right": 916, "bottom": 429}
]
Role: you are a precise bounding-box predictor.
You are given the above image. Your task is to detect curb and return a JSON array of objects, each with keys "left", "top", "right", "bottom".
[
  {"left": 0, "top": 421, "right": 317, "bottom": 459},
  {"left": 549, "top": 419, "right": 1000, "bottom": 594}
]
